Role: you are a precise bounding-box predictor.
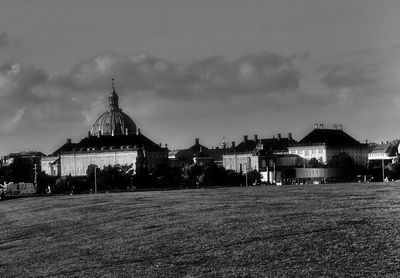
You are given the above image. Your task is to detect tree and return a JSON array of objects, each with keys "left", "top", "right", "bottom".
[
  {"left": 198, "top": 163, "right": 226, "bottom": 186},
  {"left": 225, "top": 170, "right": 243, "bottom": 186},
  {"left": 246, "top": 170, "right": 262, "bottom": 185},
  {"left": 308, "top": 158, "right": 323, "bottom": 168},
  {"left": 181, "top": 164, "right": 202, "bottom": 187},
  {"left": 0, "top": 157, "right": 33, "bottom": 183},
  {"left": 98, "top": 164, "right": 132, "bottom": 190},
  {"left": 327, "top": 152, "right": 356, "bottom": 180},
  {"left": 86, "top": 164, "right": 99, "bottom": 180},
  {"left": 387, "top": 161, "right": 400, "bottom": 180}
]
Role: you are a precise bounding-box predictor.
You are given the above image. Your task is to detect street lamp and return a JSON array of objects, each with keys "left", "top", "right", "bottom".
[
  {"left": 94, "top": 167, "right": 98, "bottom": 194},
  {"left": 33, "top": 164, "right": 38, "bottom": 186},
  {"left": 245, "top": 162, "right": 248, "bottom": 187}
]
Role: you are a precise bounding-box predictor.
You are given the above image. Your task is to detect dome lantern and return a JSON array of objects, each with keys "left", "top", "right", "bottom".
[
  {"left": 108, "top": 78, "right": 119, "bottom": 111},
  {"left": 90, "top": 79, "right": 137, "bottom": 136}
]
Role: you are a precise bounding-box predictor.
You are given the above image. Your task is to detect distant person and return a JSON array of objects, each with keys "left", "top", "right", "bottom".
[{"left": 46, "top": 185, "right": 52, "bottom": 195}]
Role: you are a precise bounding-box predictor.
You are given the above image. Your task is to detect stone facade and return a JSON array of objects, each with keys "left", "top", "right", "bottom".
[
  {"left": 59, "top": 148, "right": 167, "bottom": 176},
  {"left": 41, "top": 156, "right": 60, "bottom": 176},
  {"left": 288, "top": 145, "right": 368, "bottom": 166}
]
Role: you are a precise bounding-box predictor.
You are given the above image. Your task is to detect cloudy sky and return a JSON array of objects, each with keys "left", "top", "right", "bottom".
[{"left": 0, "top": 0, "right": 399, "bottom": 154}]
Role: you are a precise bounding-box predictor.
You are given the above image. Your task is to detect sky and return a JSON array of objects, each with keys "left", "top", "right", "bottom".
[{"left": 0, "top": 0, "right": 399, "bottom": 155}]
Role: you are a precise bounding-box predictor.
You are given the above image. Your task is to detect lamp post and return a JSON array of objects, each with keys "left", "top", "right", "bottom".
[
  {"left": 382, "top": 157, "right": 385, "bottom": 182},
  {"left": 94, "top": 167, "right": 98, "bottom": 194},
  {"left": 33, "top": 164, "right": 38, "bottom": 186},
  {"left": 245, "top": 162, "right": 248, "bottom": 187}
]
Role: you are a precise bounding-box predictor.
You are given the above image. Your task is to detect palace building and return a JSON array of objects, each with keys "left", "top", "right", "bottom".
[
  {"left": 41, "top": 80, "right": 168, "bottom": 177},
  {"left": 287, "top": 124, "right": 368, "bottom": 166}
]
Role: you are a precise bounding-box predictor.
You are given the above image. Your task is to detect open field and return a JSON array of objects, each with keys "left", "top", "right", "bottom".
[{"left": 2, "top": 183, "right": 400, "bottom": 277}]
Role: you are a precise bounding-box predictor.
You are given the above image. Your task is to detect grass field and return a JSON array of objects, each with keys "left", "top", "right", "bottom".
[{"left": 2, "top": 183, "right": 400, "bottom": 277}]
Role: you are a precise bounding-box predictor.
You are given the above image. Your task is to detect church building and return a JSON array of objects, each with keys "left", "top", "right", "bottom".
[{"left": 41, "top": 80, "right": 168, "bottom": 177}]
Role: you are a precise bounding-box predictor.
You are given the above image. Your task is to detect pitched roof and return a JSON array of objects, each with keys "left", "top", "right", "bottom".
[
  {"left": 370, "top": 143, "right": 397, "bottom": 156},
  {"left": 297, "top": 129, "right": 363, "bottom": 147},
  {"left": 234, "top": 137, "right": 297, "bottom": 154},
  {"left": 51, "top": 133, "right": 166, "bottom": 155},
  {"left": 51, "top": 142, "right": 78, "bottom": 156},
  {"left": 175, "top": 143, "right": 231, "bottom": 161}
]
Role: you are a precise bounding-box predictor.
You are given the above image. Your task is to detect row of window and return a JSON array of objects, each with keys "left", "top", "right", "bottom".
[{"left": 292, "top": 149, "right": 324, "bottom": 155}]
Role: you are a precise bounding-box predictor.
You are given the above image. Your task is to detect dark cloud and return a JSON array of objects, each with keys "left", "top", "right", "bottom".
[
  {"left": 0, "top": 51, "right": 302, "bottom": 135},
  {"left": 319, "top": 63, "right": 380, "bottom": 89},
  {"left": 319, "top": 45, "right": 400, "bottom": 91},
  {"left": 53, "top": 52, "right": 300, "bottom": 99}
]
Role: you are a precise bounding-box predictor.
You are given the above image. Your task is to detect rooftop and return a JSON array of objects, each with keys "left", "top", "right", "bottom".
[{"left": 296, "top": 128, "right": 364, "bottom": 147}]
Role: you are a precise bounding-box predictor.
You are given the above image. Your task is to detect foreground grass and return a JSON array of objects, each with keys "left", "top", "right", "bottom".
[{"left": 2, "top": 183, "right": 400, "bottom": 277}]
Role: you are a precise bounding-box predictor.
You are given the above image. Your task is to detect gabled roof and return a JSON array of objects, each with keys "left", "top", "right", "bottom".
[
  {"left": 234, "top": 137, "right": 297, "bottom": 154},
  {"left": 370, "top": 143, "right": 397, "bottom": 156},
  {"left": 51, "top": 142, "right": 78, "bottom": 156},
  {"left": 51, "top": 133, "right": 166, "bottom": 155},
  {"left": 296, "top": 129, "right": 363, "bottom": 147},
  {"left": 175, "top": 142, "right": 231, "bottom": 161},
  {"left": 188, "top": 144, "right": 209, "bottom": 153}
]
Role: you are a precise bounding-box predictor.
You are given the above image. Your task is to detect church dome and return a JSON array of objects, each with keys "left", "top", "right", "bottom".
[{"left": 90, "top": 80, "right": 137, "bottom": 136}]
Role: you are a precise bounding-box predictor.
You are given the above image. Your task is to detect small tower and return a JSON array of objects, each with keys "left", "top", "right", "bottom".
[{"left": 108, "top": 78, "right": 119, "bottom": 111}]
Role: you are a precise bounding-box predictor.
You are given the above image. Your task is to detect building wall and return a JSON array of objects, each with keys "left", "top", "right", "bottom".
[
  {"left": 288, "top": 145, "right": 327, "bottom": 163},
  {"left": 60, "top": 149, "right": 168, "bottom": 176},
  {"left": 223, "top": 154, "right": 252, "bottom": 172},
  {"left": 144, "top": 150, "right": 169, "bottom": 170},
  {"left": 276, "top": 155, "right": 300, "bottom": 167},
  {"left": 368, "top": 152, "right": 395, "bottom": 161},
  {"left": 41, "top": 156, "right": 60, "bottom": 176},
  {"left": 61, "top": 150, "right": 139, "bottom": 176},
  {"left": 288, "top": 145, "right": 368, "bottom": 166}
]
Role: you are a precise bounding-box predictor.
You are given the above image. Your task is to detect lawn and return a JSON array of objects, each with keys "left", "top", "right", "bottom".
[{"left": 2, "top": 183, "right": 400, "bottom": 277}]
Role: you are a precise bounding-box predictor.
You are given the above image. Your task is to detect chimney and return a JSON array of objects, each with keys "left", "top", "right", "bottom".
[
  {"left": 319, "top": 124, "right": 324, "bottom": 129},
  {"left": 195, "top": 138, "right": 200, "bottom": 145},
  {"left": 288, "top": 133, "right": 292, "bottom": 140},
  {"left": 277, "top": 133, "right": 281, "bottom": 140},
  {"left": 165, "top": 144, "right": 168, "bottom": 149},
  {"left": 67, "top": 139, "right": 72, "bottom": 144},
  {"left": 314, "top": 123, "right": 319, "bottom": 129},
  {"left": 333, "top": 124, "right": 337, "bottom": 130},
  {"left": 88, "top": 131, "right": 91, "bottom": 138},
  {"left": 243, "top": 135, "right": 248, "bottom": 142},
  {"left": 254, "top": 134, "right": 258, "bottom": 141},
  {"left": 232, "top": 141, "right": 236, "bottom": 149}
]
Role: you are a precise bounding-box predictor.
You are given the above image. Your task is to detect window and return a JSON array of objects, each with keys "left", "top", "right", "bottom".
[
  {"left": 312, "top": 149, "right": 316, "bottom": 154},
  {"left": 318, "top": 149, "right": 323, "bottom": 153},
  {"left": 305, "top": 150, "right": 310, "bottom": 156}
]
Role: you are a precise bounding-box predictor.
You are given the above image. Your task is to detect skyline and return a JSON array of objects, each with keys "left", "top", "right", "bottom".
[{"left": 0, "top": 0, "right": 399, "bottom": 154}]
